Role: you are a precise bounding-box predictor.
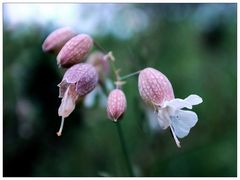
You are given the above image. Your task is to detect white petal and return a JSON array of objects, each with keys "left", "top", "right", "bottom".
[
  {"left": 165, "top": 98, "right": 192, "bottom": 110},
  {"left": 184, "top": 94, "right": 203, "bottom": 106},
  {"left": 58, "top": 80, "right": 69, "bottom": 98},
  {"left": 58, "top": 85, "right": 78, "bottom": 118},
  {"left": 170, "top": 110, "right": 198, "bottom": 138},
  {"left": 157, "top": 110, "right": 170, "bottom": 129}
]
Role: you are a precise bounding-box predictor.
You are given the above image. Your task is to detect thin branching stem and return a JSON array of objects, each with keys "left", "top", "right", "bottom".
[
  {"left": 94, "top": 41, "right": 108, "bottom": 54},
  {"left": 94, "top": 41, "right": 135, "bottom": 176},
  {"left": 120, "top": 70, "right": 141, "bottom": 81}
]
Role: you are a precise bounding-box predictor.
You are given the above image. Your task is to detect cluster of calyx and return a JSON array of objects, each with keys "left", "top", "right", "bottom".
[{"left": 43, "top": 27, "right": 203, "bottom": 147}]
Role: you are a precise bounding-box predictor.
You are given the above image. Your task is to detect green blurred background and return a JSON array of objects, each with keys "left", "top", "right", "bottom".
[{"left": 3, "top": 3, "right": 237, "bottom": 177}]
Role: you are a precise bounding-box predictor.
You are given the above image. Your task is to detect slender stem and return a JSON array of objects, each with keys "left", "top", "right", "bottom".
[
  {"left": 94, "top": 41, "right": 108, "bottom": 54},
  {"left": 98, "top": 80, "right": 109, "bottom": 97},
  {"left": 56, "top": 116, "right": 65, "bottom": 136},
  {"left": 93, "top": 41, "right": 134, "bottom": 176},
  {"left": 116, "top": 122, "right": 135, "bottom": 177},
  {"left": 109, "top": 58, "right": 120, "bottom": 80},
  {"left": 120, "top": 70, "right": 141, "bottom": 81}
]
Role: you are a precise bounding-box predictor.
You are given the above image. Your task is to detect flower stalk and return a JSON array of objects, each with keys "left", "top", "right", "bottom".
[
  {"left": 120, "top": 70, "right": 141, "bottom": 81},
  {"left": 94, "top": 42, "right": 136, "bottom": 176},
  {"left": 116, "top": 121, "right": 135, "bottom": 177}
]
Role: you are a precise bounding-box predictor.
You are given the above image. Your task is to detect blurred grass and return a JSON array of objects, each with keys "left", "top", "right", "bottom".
[{"left": 3, "top": 3, "right": 237, "bottom": 177}]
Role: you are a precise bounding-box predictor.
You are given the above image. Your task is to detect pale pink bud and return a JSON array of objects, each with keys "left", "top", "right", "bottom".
[
  {"left": 57, "top": 63, "right": 98, "bottom": 136},
  {"left": 138, "top": 67, "right": 174, "bottom": 106},
  {"left": 87, "top": 51, "right": 110, "bottom": 82},
  {"left": 57, "top": 34, "right": 93, "bottom": 68},
  {"left": 42, "top": 27, "right": 76, "bottom": 54},
  {"left": 107, "top": 89, "right": 127, "bottom": 122}
]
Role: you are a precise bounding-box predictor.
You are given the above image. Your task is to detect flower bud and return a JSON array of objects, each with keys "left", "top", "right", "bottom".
[
  {"left": 42, "top": 27, "right": 76, "bottom": 54},
  {"left": 57, "top": 34, "right": 93, "bottom": 68},
  {"left": 87, "top": 51, "right": 110, "bottom": 82},
  {"left": 107, "top": 89, "right": 127, "bottom": 122},
  {"left": 138, "top": 67, "right": 174, "bottom": 106},
  {"left": 57, "top": 63, "right": 98, "bottom": 136}
]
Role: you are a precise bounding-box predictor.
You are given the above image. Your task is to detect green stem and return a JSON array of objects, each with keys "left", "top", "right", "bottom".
[
  {"left": 98, "top": 80, "right": 109, "bottom": 97},
  {"left": 116, "top": 122, "right": 135, "bottom": 177},
  {"left": 94, "top": 41, "right": 108, "bottom": 54},
  {"left": 120, "top": 70, "right": 141, "bottom": 81}
]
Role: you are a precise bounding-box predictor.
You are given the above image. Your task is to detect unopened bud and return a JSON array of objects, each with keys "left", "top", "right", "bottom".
[
  {"left": 57, "top": 34, "right": 93, "bottom": 68},
  {"left": 138, "top": 67, "right": 174, "bottom": 106},
  {"left": 42, "top": 27, "right": 76, "bottom": 54},
  {"left": 107, "top": 89, "right": 127, "bottom": 122}
]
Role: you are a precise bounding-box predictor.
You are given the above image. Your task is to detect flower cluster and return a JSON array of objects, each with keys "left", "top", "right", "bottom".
[
  {"left": 42, "top": 27, "right": 202, "bottom": 148},
  {"left": 42, "top": 27, "right": 110, "bottom": 136}
]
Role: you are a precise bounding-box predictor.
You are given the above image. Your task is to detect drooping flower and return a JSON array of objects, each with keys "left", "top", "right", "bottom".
[
  {"left": 138, "top": 67, "right": 202, "bottom": 148},
  {"left": 107, "top": 89, "right": 127, "bottom": 122},
  {"left": 57, "top": 34, "right": 93, "bottom": 68},
  {"left": 57, "top": 63, "right": 98, "bottom": 136},
  {"left": 42, "top": 27, "right": 76, "bottom": 54}
]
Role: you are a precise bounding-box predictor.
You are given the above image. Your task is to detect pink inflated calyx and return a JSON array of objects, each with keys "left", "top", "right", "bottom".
[
  {"left": 107, "top": 89, "right": 127, "bottom": 122},
  {"left": 138, "top": 67, "right": 174, "bottom": 107},
  {"left": 57, "top": 34, "right": 93, "bottom": 68},
  {"left": 57, "top": 63, "right": 98, "bottom": 136},
  {"left": 59, "top": 63, "right": 98, "bottom": 97},
  {"left": 42, "top": 27, "right": 76, "bottom": 54}
]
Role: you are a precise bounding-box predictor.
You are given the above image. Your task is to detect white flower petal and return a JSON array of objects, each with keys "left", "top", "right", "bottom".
[
  {"left": 184, "top": 94, "right": 203, "bottom": 106},
  {"left": 165, "top": 98, "right": 192, "bottom": 110},
  {"left": 58, "top": 80, "right": 69, "bottom": 98},
  {"left": 157, "top": 110, "right": 170, "bottom": 129},
  {"left": 170, "top": 110, "right": 198, "bottom": 138},
  {"left": 58, "top": 85, "right": 78, "bottom": 118}
]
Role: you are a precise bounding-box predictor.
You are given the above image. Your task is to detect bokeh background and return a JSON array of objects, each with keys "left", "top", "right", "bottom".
[{"left": 3, "top": 3, "right": 237, "bottom": 177}]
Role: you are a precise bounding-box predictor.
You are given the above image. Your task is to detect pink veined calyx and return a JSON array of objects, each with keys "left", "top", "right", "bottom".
[{"left": 107, "top": 89, "right": 127, "bottom": 122}]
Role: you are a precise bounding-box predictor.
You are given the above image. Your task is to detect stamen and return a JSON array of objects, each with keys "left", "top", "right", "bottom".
[
  {"left": 170, "top": 125, "right": 181, "bottom": 148},
  {"left": 56, "top": 116, "right": 65, "bottom": 136}
]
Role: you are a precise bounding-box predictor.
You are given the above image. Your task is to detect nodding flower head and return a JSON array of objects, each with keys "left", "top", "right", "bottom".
[
  {"left": 57, "top": 63, "right": 98, "bottom": 136},
  {"left": 57, "top": 34, "right": 93, "bottom": 68},
  {"left": 42, "top": 27, "right": 76, "bottom": 54},
  {"left": 138, "top": 67, "right": 203, "bottom": 148},
  {"left": 87, "top": 51, "right": 110, "bottom": 82},
  {"left": 107, "top": 89, "right": 127, "bottom": 122}
]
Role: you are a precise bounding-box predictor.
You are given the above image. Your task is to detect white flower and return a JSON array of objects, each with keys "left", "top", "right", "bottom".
[{"left": 157, "top": 94, "right": 203, "bottom": 148}]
